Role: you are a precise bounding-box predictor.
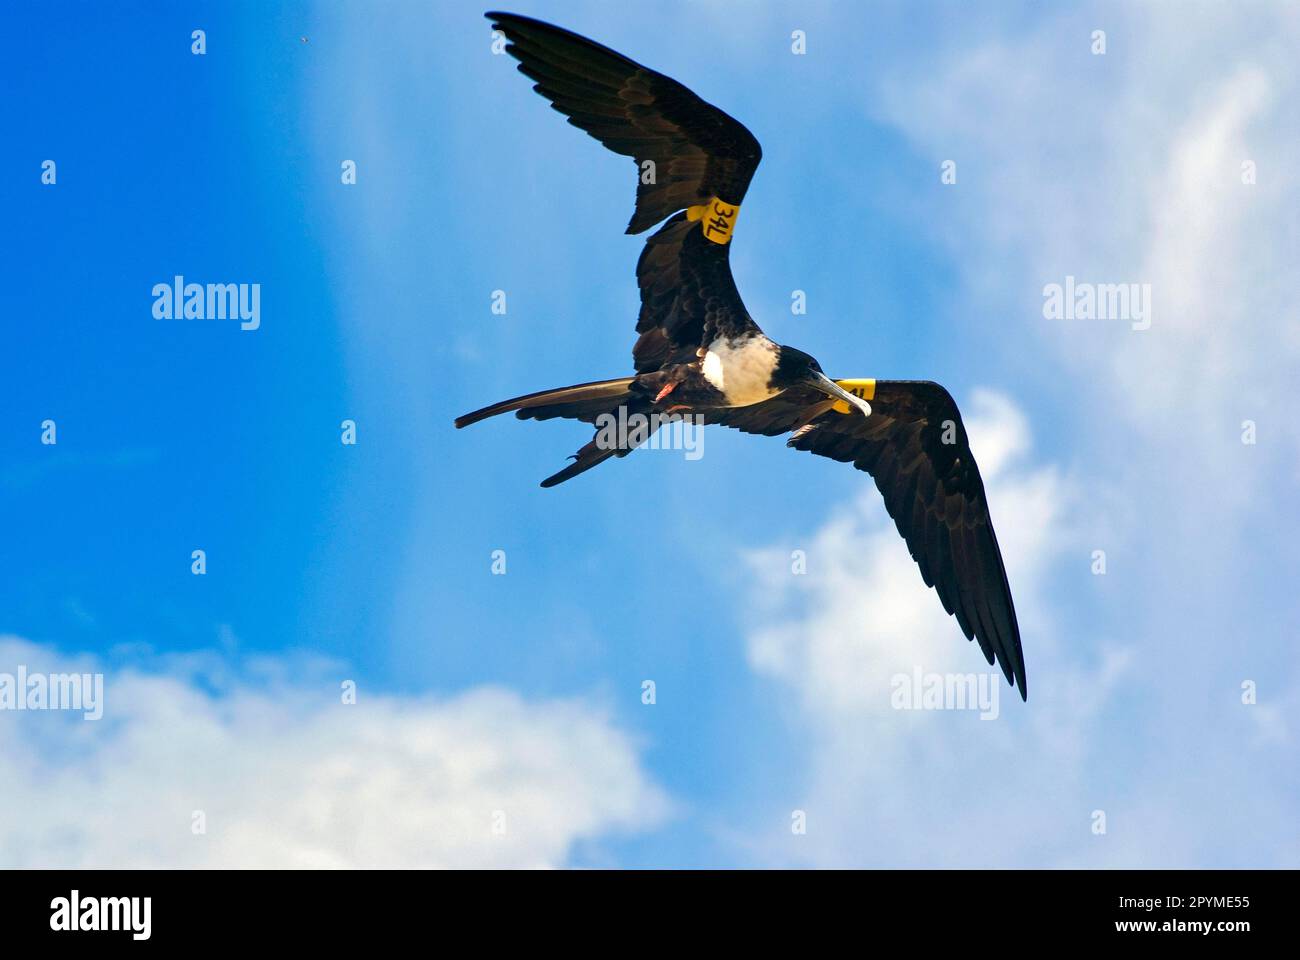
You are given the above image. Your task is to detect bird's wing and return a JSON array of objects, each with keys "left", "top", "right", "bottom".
[
  {"left": 487, "top": 12, "right": 765, "bottom": 372},
  {"left": 710, "top": 380, "right": 1027, "bottom": 700}
]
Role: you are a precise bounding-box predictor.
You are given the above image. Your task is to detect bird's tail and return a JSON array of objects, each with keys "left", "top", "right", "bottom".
[
  {"left": 454, "top": 377, "right": 636, "bottom": 429},
  {"left": 455, "top": 376, "right": 654, "bottom": 487}
]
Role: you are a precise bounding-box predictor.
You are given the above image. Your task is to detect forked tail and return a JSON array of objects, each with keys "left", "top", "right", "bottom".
[
  {"left": 454, "top": 376, "right": 649, "bottom": 487},
  {"left": 453, "top": 377, "right": 635, "bottom": 429}
]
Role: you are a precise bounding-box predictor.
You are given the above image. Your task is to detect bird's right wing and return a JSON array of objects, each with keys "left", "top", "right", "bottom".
[{"left": 487, "top": 12, "right": 766, "bottom": 372}]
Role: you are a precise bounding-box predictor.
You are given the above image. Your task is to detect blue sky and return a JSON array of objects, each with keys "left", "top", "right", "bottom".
[{"left": 2, "top": 1, "right": 1297, "bottom": 868}]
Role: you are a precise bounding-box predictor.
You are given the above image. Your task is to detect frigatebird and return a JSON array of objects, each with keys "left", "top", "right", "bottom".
[{"left": 457, "top": 12, "right": 1027, "bottom": 700}]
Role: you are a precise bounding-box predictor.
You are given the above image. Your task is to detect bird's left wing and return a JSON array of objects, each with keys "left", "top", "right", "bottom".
[
  {"left": 710, "top": 380, "right": 1027, "bottom": 700},
  {"left": 486, "top": 11, "right": 762, "bottom": 233}
]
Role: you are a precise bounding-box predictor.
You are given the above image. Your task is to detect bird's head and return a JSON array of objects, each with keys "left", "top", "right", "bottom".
[{"left": 774, "top": 345, "right": 872, "bottom": 417}]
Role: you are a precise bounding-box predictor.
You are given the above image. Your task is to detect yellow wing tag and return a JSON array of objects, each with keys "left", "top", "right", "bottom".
[
  {"left": 687, "top": 198, "right": 740, "bottom": 244},
  {"left": 830, "top": 379, "right": 876, "bottom": 414}
]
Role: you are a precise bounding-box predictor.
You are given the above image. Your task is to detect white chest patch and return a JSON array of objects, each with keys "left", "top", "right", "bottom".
[{"left": 702, "top": 336, "right": 780, "bottom": 406}]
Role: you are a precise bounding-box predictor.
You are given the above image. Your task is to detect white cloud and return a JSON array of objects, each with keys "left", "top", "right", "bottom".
[
  {"left": 0, "top": 637, "right": 668, "bottom": 868},
  {"left": 731, "top": 4, "right": 1300, "bottom": 868}
]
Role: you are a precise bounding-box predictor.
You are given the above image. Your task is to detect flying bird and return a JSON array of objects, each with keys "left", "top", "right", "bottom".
[{"left": 458, "top": 12, "right": 1027, "bottom": 700}]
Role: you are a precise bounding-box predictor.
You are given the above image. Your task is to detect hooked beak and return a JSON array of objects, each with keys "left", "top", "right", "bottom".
[{"left": 807, "top": 371, "right": 872, "bottom": 417}]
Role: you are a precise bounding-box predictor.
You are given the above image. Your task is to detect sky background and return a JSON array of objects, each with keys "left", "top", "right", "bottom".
[{"left": 1, "top": 0, "right": 1297, "bottom": 868}]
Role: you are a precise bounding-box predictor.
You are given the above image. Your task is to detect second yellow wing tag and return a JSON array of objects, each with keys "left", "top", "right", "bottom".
[
  {"left": 830, "top": 379, "right": 876, "bottom": 414},
  {"left": 687, "top": 198, "right": 740, "bottom": 244}
]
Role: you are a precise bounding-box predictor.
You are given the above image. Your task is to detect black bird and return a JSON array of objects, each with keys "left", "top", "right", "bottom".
[{"left": 458, "top": 12, "right": 1027, "bottom": 700}]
